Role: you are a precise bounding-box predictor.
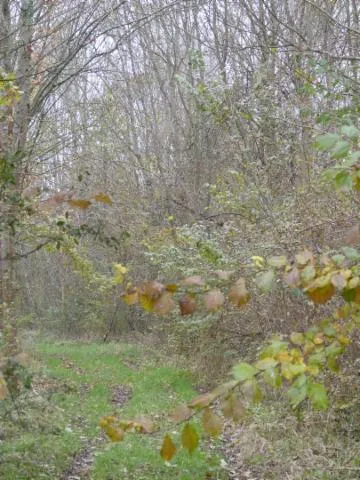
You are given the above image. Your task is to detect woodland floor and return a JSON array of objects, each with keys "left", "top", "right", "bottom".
[{"left": 0, "top": 339, "right": 359, "bottom": 480}]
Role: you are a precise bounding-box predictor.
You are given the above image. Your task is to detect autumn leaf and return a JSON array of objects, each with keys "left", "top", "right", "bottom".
[
  {"left": 214, "top": 270, "right": 235, "bottom": 280},
  {"left": 67, "top": 199, "right": 92, "bottom": 209},
  {"left": 133, "top": 416, "right": 156, "bottom": 434},
  {"left": 228, "top": 278, "right": 250, "bottom": 307},
  {"left": 182, "top": 275, "right": 205, "bottom": 286},
  {"left": 179, "top": 294, "right": 197, "bottom": 315},
  {"left": 204, "top": 289, "right": 225, "bottom": 311},
  {"left": 93, "top": 192, "right": 112, "bottom": 205},
  {"left": 113, "top": 263, "right": 128, "bottom": 284},
  {"left": 160, "top": 435, "right": 177, "bottom": 461},
  {"left": 307, "top": 284, "right": 335, "bottom": 304},
  {"left": 153, "top": 292, "right": 175, "bottom": 315},
  {"left": 202, "top": 408, "right": 223, "bottom": 438},
  {"left": 171, "top": 404, "right": 192, "bottom": 423},
  {"left": 121, "top": 288, "right": 139, "bottom": 305},
  {"left": 188, "top": 392, "right": 216, "bottom": 409},
  {"left": 139, "top": 281, "right": 165, "bottom": 300},
  {"left": 222, "top": 394, "right": 245, "bottom": 423},
  {"left": 181, "top": 423, "right": 199, "bottom": 454}
]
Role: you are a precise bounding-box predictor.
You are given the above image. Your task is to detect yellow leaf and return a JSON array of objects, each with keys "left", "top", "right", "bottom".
[
  {"left": 160, "top": 435, "right": 177, "bottom": 461},
  {"left": 181, "top": 423, "right": 199, "bottom": 454},
  {"left": 104, "top": 424, "right": 124, "bottom": 442},
  {"left": 121, "top": 288, "right": 139, "bottom": 305},
  {"left": 113, "top": 263, "right": 128, "bottom": 284},
  {"left": 93, "top": 192, "right": 112, "bottom": 205},
  {"left": 0, "top": 375, "right": 9, "bottom": 400},
  {"left": 67, "top": 199, "right": 92, "bottom": 209},
  {"left": 251, "top": 256, "right": 265, "bottom": 267}
]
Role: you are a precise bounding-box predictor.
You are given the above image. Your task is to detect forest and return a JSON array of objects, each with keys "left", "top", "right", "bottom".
[{"left": 0, "top": 1, "right": 360, "bottom": 479}]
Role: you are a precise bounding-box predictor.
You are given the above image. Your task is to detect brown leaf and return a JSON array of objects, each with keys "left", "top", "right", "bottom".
[
  {"left": 160, "top": 435, "right": 177, "bottom": 461},
  {"left": 182, "top": 276, "right": 205, "bottom": 286},
  {"left": 153, "top": 292, "right": 176, "bottom": 315},
  {"left": 344, "top": 225, "right": 360, "bottom": 246},
  {"left": 171, "top": 404, "right": 192, "bottom": 423},
  {"left": 93, "top": 192, "right": 112, "bottom": 205},
  {"left": 67, "top": 199, "right": 92, "bottom": 209},
  {"left": 222, "top": 393, "right": 245, "bottom": 423},
  {"left": 204, "top": 289, "right": 225, "bottom": 311},
  {"left": 134, "top": 416, "right": 156, "bottom": 434},
  {"left": 214, "top": 270, "right": 235, "bottom": 280},
  {"left": 228, "top": 278, "right": 250, "bottom": 307},
  {"left": 179, "top": 294, "right": 197, "bottom": 315},
  {"left": 202, "top": 408, "right": 223, "bottom": 438},
  {"left": 307, "top": 284, "right": 335, "bottom": 304},
  {"left": 188, "top": 392, "right": 216, "bottom": 409},
  {"left": 181, "top": 423, "right": 199, "bottom": 454},
  {"left": 139, "top": 281, "right": 165, "bottom": 300}
]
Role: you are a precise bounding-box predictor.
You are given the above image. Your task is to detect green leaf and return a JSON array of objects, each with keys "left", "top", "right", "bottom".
[
  {"left": 255, "top": 357, "right": 278, "bottom": 370},
  {"left": 232, "top": 362, "right": 258, "bottom": 382},
  {"left": 341, "top": 247, "right": 360, "bottom": 262},
  {"left": 308, "top": 382, "right": 328, "bottom": 410},
  {"left": 263, "top": 367, "right": 282, "bottom": 388},
  {"left": 331, "top": 140, "right": 351, "bottom": 159},
  {"left": 301, "top": 265, "right": 316, "bottom": 283},
  {"left": 333, "top": 171, "right": 353, "bottom": 189},
  {"left": 315, "top": 133, "right": 340, "bottom": 151},
  {"left": 290, "top": 332, "right": 305, "bottom": 345},
  {"left": 341, "top": 124, "right": 359, "bottom": 139},
  {"left": 256, "top": 270, "right": 275, "bottom": 292},
  {"left": 287, "top": 375, "right": 308, "bottom": 408}
]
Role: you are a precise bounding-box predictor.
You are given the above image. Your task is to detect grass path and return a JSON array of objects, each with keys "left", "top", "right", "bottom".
[{"left": 0, "top": 341, "right": 226, "bottom": 480}]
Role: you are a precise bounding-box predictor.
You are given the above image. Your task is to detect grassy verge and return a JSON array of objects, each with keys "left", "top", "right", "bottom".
[{"left": 0, "top": 340, "right": 226, "bottom": 480}]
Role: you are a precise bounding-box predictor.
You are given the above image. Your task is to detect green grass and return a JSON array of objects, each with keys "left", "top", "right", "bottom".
[{"left": 0, "top": 340, "right": 226, "bottom": 480}]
